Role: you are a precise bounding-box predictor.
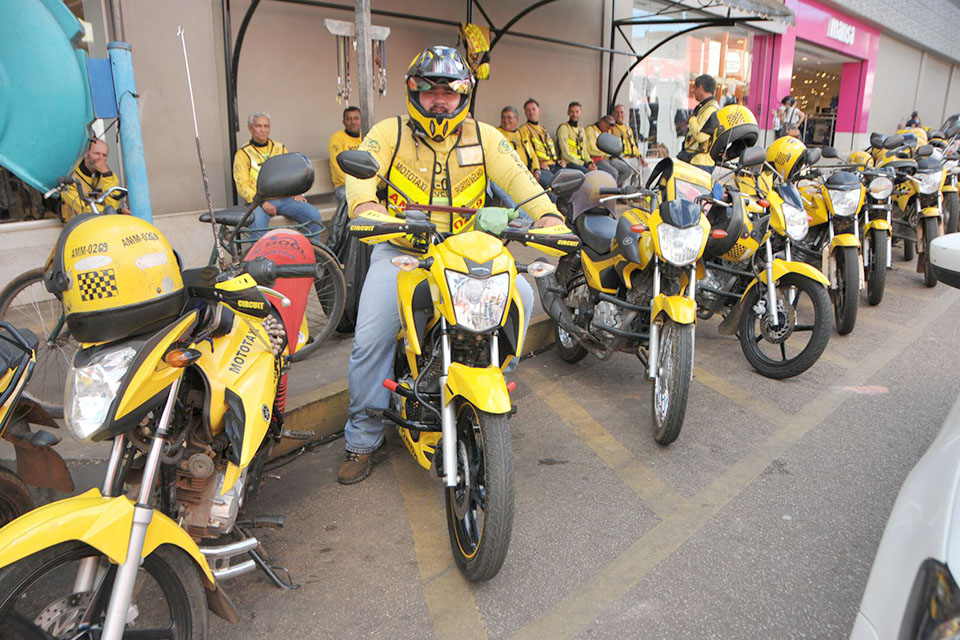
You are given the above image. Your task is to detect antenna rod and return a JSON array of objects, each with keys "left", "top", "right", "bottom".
[{"left": 177, "top": 26, "right": 226, "bottom": 267}]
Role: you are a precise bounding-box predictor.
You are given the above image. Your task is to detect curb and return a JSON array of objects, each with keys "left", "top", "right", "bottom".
[{"left": 271, "top": 313, "right": 557, "bottom": 458}]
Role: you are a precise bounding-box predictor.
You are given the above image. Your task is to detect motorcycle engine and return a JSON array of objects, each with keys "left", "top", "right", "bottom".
[
  {"left": 591, "top": 300, "right": 625, "bottom": 333},
  {"left": 176, "top": 456, "right": 247, "bottom": 540}
]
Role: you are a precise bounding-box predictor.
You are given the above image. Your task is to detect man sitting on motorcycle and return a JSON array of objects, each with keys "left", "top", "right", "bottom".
[{"left": 339, "top": 45, "right": 565, "bottom": 484}]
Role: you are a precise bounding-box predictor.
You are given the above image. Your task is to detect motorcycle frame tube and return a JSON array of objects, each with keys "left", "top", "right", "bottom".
[
  {"left": 439, "top": 319, "right": 457, "bottom": 488},
  {"left": 764, "top": 239, "right": 779, "bottom": 327},
  {"left": 101, "top": 377, "right": 181, "bottom": 640},
  {"left": 647, "top": 258, "right": 661, "bottom": 380}
]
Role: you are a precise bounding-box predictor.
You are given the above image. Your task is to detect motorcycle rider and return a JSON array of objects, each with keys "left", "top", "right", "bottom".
[{"left": 339, "top": 46, "right": 566, "bottom": 484}]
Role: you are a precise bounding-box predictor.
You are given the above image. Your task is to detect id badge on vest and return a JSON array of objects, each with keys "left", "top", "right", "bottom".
[{"left": 457, "top": 145, "right": 484, "bottom": 167}]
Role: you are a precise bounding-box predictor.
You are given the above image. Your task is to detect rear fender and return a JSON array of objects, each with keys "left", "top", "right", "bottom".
[
  {"left": 0, "top": 489, "right": 214, "bottom": 586},
  {"left": 443, "top": 363, "right": 511, "bottom": 415},
  {"left": 651, "top": 294, "right": 696, "bottom": 325}
]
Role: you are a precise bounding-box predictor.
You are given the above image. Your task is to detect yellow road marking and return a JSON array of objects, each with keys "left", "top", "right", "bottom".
[
  {"left": 520, "top": 366, "right": 691, "bottom": 518},
  {"left": 692, "top": 367, "right": 794, "bottom": 430},
  {"left": 818, "top": 349, "right": 858, "bottom": 369},
  {"left": 391, "top": 455, "right": 487, "bottom": 640},
  {"left": 511, "top": 288, "right": 959, "bottom": 640}
]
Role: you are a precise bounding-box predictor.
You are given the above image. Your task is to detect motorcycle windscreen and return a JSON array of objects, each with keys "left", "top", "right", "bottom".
[
  {"left": 0, "top": 0, "right": 93, "bottom": 192},
  {"left": 244, "top": 229, "right": 314, "bottom": 354}
]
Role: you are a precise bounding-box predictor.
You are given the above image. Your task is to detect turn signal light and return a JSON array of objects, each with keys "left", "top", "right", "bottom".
[
  {"left": 630, "top": 223, "right": 648, "bottom": 233},
  {"left": 758, "top": 199, "right": 770, "bottom": 208},
  {"left": 164, "top": 348, "right": 202, "bottom": 368},
  {"left": 710, "top": 229, "right": 728, "bottom": 239}
]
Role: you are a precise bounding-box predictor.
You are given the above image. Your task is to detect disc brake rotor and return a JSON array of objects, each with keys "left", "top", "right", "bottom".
[
  {"left": 453, "top": 439, "right": 472, "bottom": 520},
  {"left": 759, "top": 300, "right": 797, "bottom": 344},
  {"left": 34, "top": 591, "right": 94, "bottom": 638}
]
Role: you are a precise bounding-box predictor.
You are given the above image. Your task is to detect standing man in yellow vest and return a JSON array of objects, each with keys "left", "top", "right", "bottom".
[
  {"left": 520, "top": 98, "right": 564, "bottom": 190},
  {"left": 61, "top": 139, "right": 129, "bottom": 220},
  {"left": 556, "top": 101, "right": 594, "bottom": 173},
  {"left": 339, "top": 46, "right": 566, "bottom": 484},
  {"left": 233, "top": 111, "right": 326, "bottom": 238},
  {"left": 679, "top": 75, "right": 720, "bottom": 174},
  {"left": 328, "top": 106, "right": 363, "bottom": 207}
]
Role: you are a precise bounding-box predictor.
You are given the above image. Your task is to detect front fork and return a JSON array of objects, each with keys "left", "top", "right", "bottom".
[
  {"left": 764, "top": 240, "right": 779, "bottom": 328},
  {"left": 646, "top": 258, "right": 696, "bottom": 381},
  {"left": 100, "top": 377, "right": 183, "bottom": 640}
]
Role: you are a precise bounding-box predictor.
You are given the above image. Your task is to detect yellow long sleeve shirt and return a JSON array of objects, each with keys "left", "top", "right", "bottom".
[
  {"left": 347, "top": 116, "right": 559, "bottom": 231},
  {"left": 556, "top": 122, "right": 589, "bottom": 165},
  {"left": 60, "top": 163, "right": 122, "bottom": 220},
  {"left": 233, "top": 139, "right": 288, "bottom": 204},
  {"left": 497, "top": 127, "right": 536, "bottom": 172},
  {"left": 584, "top": 124, "right": 608, "bottom": 161},
  {"left": 327, "top": 129, "right": 363, "bottom": 189},
  {"left": 683, "top": 98, "right": 720, "bottom": 161}
]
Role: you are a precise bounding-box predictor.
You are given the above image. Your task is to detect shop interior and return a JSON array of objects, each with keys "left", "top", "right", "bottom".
[{"left": 789, "top": 41, "right": 858, "bottom": 146}]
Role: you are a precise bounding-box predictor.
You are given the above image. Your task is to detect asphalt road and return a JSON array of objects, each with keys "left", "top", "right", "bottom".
[{"left": 18, "top": 259, "right": 960, "bottom": 639}]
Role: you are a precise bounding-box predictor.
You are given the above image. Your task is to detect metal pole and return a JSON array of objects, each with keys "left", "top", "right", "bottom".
[
  {"left": 355, "top": 0, "right": 375, "bottom": 133},
  {"left": 107, "top": 42, "right": 152, "bottom": 222},
  {"left": 108, "top": 0, "right": 124, "bottom": 40}
]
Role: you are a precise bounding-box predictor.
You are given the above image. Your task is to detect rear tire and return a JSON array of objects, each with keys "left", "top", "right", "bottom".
[
  {"left": 445, "top": 403, "right": 514, "bottom": 582},
  {"left": 945, "top": 192, "right": 959, "bottom": 234},
  {"left": 0, "top": 467, "right": 32, "bottom": 528},
  {"left": 865, "top": 230, "right": 888, "bottom": 306},
  {"left": 903, "top": 237, "right": 915, "bottom": 261},
  {"left": 650, "top": 319, "right": 693, "bottom": 445},
  {"left": 554, "top": 256, "right": 588, "bottom": 364},
  {"left": 834, "top": 246, "right": 859, "bottom": 335},
  {"left": 289, "top": 244, "right": 346, "bottom": 361},
  {"left": 923, "top": 216, "right": 940, "bottom": 287}
]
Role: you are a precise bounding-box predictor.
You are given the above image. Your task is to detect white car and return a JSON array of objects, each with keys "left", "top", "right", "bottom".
[{"left": 851, "top": 234, "right": 960, "bottom": 639}]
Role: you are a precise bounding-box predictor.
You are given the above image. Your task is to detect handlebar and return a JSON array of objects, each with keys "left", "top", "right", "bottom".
[
  {"left": 598, "top": 187, "right": 623, "bottom": 195},
  {"left": 244, "top": 257, "right": 320, "bottom": 287}
]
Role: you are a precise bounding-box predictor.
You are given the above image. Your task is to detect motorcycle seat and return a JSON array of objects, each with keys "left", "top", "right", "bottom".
[
  {"left": 0, "top": 327, "right": 37, "bottom": 374},
  {"left": 575, "top": 212, "right": 618, "bottom": 255},
  {"left": 199, "top": 205, "right": 253, "bottom": 227},
  {"left": 916, "top": 157, "right": 941, "bottom": 172}
]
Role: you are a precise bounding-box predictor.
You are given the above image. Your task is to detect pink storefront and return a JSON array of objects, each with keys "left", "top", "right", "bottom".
[{"left": 746, "top": 0, "right": 881, "bottom": 146}]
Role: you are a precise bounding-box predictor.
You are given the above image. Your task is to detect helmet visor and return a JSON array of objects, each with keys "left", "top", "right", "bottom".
[{"left": 406, "top": 76, "right": 473, "bottom": 95}]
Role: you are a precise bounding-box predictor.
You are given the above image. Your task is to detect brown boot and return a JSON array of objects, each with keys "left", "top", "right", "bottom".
[{"left": 338, "top": 450, "right": 374, "bottom": 485}]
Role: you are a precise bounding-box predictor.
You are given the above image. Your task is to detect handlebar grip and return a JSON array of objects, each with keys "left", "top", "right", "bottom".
[
  {"left": 598, "top": 187, "right": 623, "bottom": 195},
  {"left": 274, "top": 263, "right": 320, "bottom": 280},
  {"left": 244, "top": 257, "right": 277, "bottom": 286},
  {"left": 405, "top": 220, "right": 435, "bottom": 234}
]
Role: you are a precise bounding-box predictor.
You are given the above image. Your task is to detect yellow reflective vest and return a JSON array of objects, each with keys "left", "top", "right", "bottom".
[
  {"left": 519, "top": 121, "right": 559, "bottom": 169},
  {"left": 233, "top": 139, "right": 288, "bottom": 204},
  {"left": 497, "top": 126, "right": 537, "bottom": 173},
  {"left": 347, "top": 116, "right": 559, "bottom": 248},
  {"left": 584, "top": 124, "right": 608, "bottom": 162},
  {"left": 613, "top": 123, "right": 640, "bottom": 158},
  {"left": 556, "top": 121, "right": 589, "bottom": 166},
  {"left": 327, "top": 129, "right": 363, "bottom": 189},
  {"left": 683, "top": 98, "right": 719, "bottom": 167},
  {"left": 61, "top": 163, "right": 122, "bottom": 220}
]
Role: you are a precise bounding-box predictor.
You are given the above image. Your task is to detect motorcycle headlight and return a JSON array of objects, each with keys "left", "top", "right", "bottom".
[
  {"left": 445, "top": 271, "right": 510, "bottom": 332},
  {"left": 827, "top": 188, "right": 861, "bottom": 216},
  {"left": 65, "top": 346, "right": 137, "bottom": 440},
  {"left": 782, "top": 202, "right": 808, "bottom": 241},
  {"left": 869, "top": 176, "right": 894, "bottom": 200},
  {"left": 900, "top": 559, "right": 960, "bottom": 639},
  {"left": 919, "top": 170, "right": 945, "bottom": 194},
  {"left": 657, "top": 224, "right": 705, "bottom": 267}
]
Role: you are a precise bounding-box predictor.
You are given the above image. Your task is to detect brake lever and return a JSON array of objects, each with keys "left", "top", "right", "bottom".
[{"left": 257, "top": 286, "right": 290, "bottom": 308}]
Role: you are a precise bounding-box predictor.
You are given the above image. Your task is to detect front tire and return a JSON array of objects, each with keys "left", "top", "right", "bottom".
[
  {"left": 0, "top": 541, "right": 209, "bottom": 639},
  {"left": 865, "top": 229, "right": 888, "bottom": 306},
  {"left": 445, "top": 402, "right": 514, "bottom": 582},
  {"left": 738, "top": 274, "right": 832, "bottom": 379},
  {"left": 922, "top": 216, "right": 940, "bottom": 287},
  {"left": 903, "top": 237, "right": 915, "bottom": 261},
  {"left": 650, "top": 319, "right": 693, "bottom": 445},
  {"left": 945, "top": 191, "right": 959, "bottom": 234},
  {"left": 834, "top": 246, "right": 859, "bottom": 335}
]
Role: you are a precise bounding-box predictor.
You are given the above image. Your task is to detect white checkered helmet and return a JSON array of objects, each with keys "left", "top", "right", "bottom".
[{"left": 51, "top": 213, "right": 185, "bottom": 343}]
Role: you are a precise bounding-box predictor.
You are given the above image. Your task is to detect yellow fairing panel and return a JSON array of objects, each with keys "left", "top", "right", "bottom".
[
  {"left": 864, "top": 219, "right": 891, "bottom": 233},
  {"left": 444, "top": 363, "right": 511, "bottom": 415},
  {"left": 743, "top": 258, "right": 829, "bottom": 298},
  {"left": 399, "top": 427, "right": 441, "bottom": 471},
  {"left": 803, "top": 190, "right": 830, "bottom": 228},
  {"left": 397, "top": 267, "right": 433, "bottom": 356},
  {"left": 0, "top": 489, "right": 215, "bottom": 584},
  {"left": 921, "top": 206, "right": 942, "bottom": 217},
  {"left": 652, "top": 294, "right": 697, "bottom": 324},
  {"left": 115, "top": 311, "right": 198, "bottom": 420},
  {"left": 830, "top": 234, "right": 861, "bottom": 249},
  {"left": 581, "top": 251, "right": 622, "bottom": 293}
]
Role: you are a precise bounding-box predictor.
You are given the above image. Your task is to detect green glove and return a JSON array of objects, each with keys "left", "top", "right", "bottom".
[{"left": 475, "top": 207, "right": 519, "bottom": 235}]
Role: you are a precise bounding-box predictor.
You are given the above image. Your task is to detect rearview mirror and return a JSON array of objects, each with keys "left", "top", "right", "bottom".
[
  {"left": 930, "top": 234, "right": 960, "bottom": 289},
  {"left": 337, "top": 149, "right": 380, "bottom": 180},
  {"left": 255, "top": 153, "right": 315, "bottom": 202},
  {"left": 916, "top": 144, "right": 934, "bottom": 157},
  {"left": 805, "top": 148, "right": 822, "bottom": 165},
  {"left": 739, "top": 146, "right": 766, "bottom": 168},
  {"left": 821, "top": 146, "right": 838, "bottom": 159},
  {"left": 947, "top": 125, "right": 960, "bottom": 138},
  {"left": 596, "top": 132, "right": 624, "bottom": 158},
  {"left": 883, "top": 135, "right": 904, "bottom": 150},
  {"left": 550, "top": 169, "right": 586, "bottom": 197}
]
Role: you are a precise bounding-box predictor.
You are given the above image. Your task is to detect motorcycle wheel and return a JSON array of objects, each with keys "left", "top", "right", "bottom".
[
  {"left": 554, "top": 256, "right": 588, "bottom": 364},
  {"left": 0, "top": 541, "right": 208, "bottom": 639},
  {"left": 650, "top": 319, "right": 693, "bottom": 445},
  {"left": 0, "top": 467, "right": 32, "bottom": 528},
  {"left": 865, "top": 230, "right": 888, "bottom": 306},
  {"left": 738, "top": 274, "right": 832, "bottom": 379},
  {"left": 923, "top": 216, "right": 940, "bottom": 287},
  {"left": 903, "top": 237, "right": 915, "bottom": 262},
  {"left": 834, "top": 246, "right": 859, "bottom": 335},
  {"left": 945, "top": 192, "right": 959, "bottom": 234},
  {"left": 289, "top": 244, "right": 347, "bottom": 362},
  {"left": 445, "top": 401, "right": 514, "bottom": 582}
]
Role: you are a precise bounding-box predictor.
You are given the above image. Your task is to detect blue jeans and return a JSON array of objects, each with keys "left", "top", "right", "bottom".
[
  {"left": 487, "top": 182, "right": 532, "bottom": 222},
  {"left": 250, "top": 197, "right": 325, "bottom": 239},
  {"left": 344, "top": 242, "right": 535, "bottom": 453}
]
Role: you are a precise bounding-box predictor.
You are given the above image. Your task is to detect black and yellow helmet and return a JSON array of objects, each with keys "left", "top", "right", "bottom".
[
  {"left": 49, "top": 214, "right": 185, "bottom": 344},
  {"left": 766, "top": 135, "right": 808, "bottom": 181},
  {"left": 405, "top": 46, "right": 474, "bottom": 142},
  {"left": 705, "top": 105, "right": 759, "bottom": 162},
  {"left": 847, "top": 150, "right": 874, "bottom": 170}
]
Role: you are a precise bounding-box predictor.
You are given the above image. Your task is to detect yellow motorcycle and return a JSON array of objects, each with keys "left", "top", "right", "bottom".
[
  {"left": 537, "top": 133, "right": 708, "bottom": 445},
  {"left": 338, "top": 149, "right": 581, "bottom": 582},
  {"left": 0, "top": 154, "right": 322, "bottom": 639},
  {"left": 928, "top": 126, "right": 960, "bottom": 233}
]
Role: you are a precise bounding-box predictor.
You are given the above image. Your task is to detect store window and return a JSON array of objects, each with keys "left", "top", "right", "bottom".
[
  {"left": 788, "top": 41, "right": 856, "bottom": 146},
  {"left": 627, "top": 0, "right": 757, "bottom": 157}
]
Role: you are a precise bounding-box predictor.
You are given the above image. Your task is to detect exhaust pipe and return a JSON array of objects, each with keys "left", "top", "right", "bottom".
[{"left": 535, "top": 271, "right": 582, "bottom": 336}]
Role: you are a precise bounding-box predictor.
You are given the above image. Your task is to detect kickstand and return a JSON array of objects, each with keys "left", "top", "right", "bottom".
[{"left": 235, "top": 525, "right": 300, "bottom": 590}]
